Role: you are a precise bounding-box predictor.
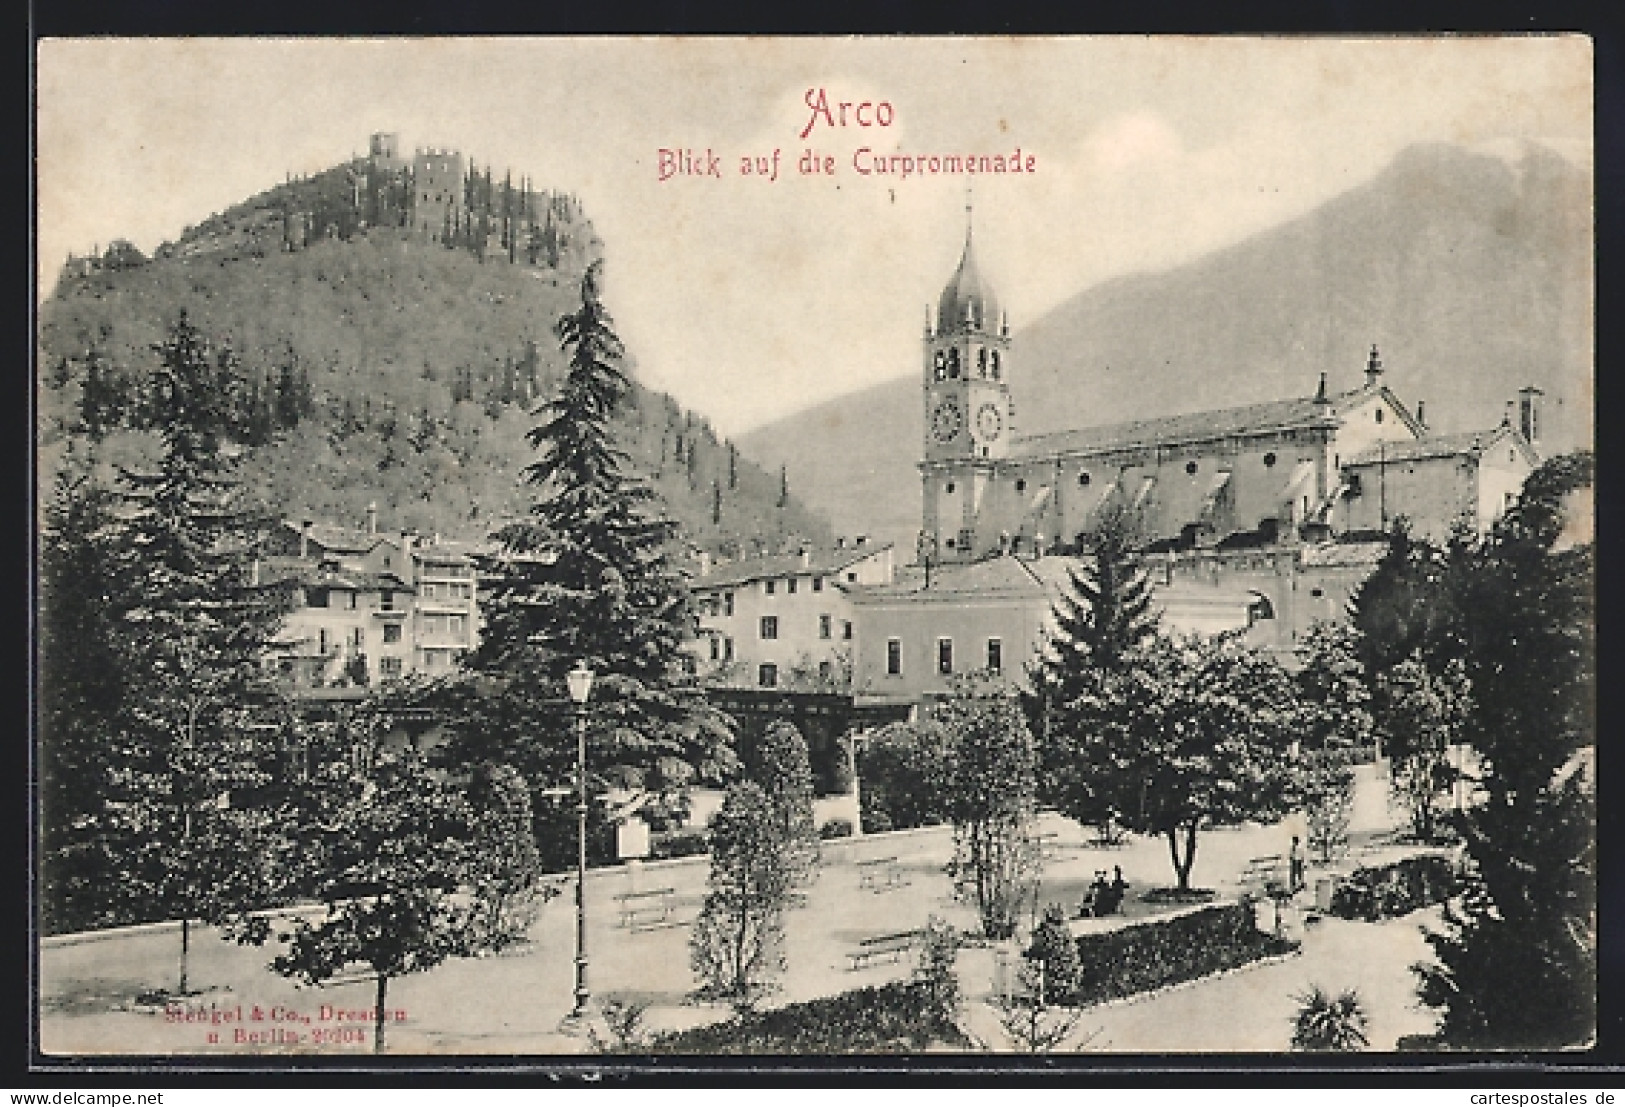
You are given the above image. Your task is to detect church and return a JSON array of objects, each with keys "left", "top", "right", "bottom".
[
  {"left": 918, "top": 217, "right": 1541, "bottom": 564},
  {"left": 840, "top": 215, "right": 1542, "bottom": 705}
]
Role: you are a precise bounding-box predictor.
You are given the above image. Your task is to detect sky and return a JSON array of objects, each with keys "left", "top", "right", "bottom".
[{"left": 35, "top": 36, "right": 1591, "bottom": 438}]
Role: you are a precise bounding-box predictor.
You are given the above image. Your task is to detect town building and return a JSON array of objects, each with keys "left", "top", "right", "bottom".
[
  {"left": 688, "top": 540, "right": 894, "bottom": 691},
  {"left": 259, "top": 504, "right": 479, "bottom": 694}
]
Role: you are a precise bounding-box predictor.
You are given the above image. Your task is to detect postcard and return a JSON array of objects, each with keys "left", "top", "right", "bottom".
[{"left": 34, "top": 36, "right": 1595, "bottom": 1065}]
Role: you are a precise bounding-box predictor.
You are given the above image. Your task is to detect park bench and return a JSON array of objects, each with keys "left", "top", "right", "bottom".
[
  {"left": 857, "top": 856, "right": 905, "bottom": 891},
  {"left": 614, "top": 887, "right": 676, "bottom": 929},
  {"left": 846, "top": 929, "right": 922, "bottom": 971},
  {"left": 1242, "top": 854, "right": 1284, "bottom": 890}
]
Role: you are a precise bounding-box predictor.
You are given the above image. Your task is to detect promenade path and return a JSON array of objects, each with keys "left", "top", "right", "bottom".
[{"left": 40, "top": 763, "right": 1437, "bottom": 1056}]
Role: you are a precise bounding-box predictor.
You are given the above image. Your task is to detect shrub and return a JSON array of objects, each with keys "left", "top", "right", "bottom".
[
  {"left": 649, "top": 827, "right": 710, "bottom": 860},
  {"left": 1025, "top": 905, "right": 1083, "bottom": 1005},
  {"left": 1328, "top": 854, "right": 1459, "bottom": 922},
  {"left": 1291, "top": 985, "right": 1370, "bottom": 1051},
  {"left": 647, "top": 980, "right": 968, "bottom": 1053},
  {"left": 1070, "top": 902, "right": 1297, "bottom": 1007},
  {"left": 914, "top": 914, "right": 962, "bottom": 1025},
  {"left": 818, "top": 817, "right": 854, "bottom": 840}
]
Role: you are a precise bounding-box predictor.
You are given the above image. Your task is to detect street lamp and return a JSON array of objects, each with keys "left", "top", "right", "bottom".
[{"left": 566, "top": 661, "right": 594, "bottom": 1021}]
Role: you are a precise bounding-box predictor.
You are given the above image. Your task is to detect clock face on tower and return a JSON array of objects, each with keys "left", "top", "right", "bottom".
[
  {"left": 931, "top": 397, "right": 963, "bottom": 443},
  {"left": 974, "top": 402, "right": 1003, "bottom": 443}
]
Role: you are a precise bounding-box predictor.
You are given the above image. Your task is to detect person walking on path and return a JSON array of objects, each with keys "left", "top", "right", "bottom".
[{"left": 1288, "top": 835, "right": 1305, "bottom": 894}]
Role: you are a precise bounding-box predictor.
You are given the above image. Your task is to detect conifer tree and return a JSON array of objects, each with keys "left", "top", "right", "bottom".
[
  {"left": 455, "top": 263, "right": 733, "bottom": 813},
  {"left": 747, "top": 720, "right": 819, "bottom": 886},
  {"left": 1028, "top": 507, "right": 1159, "bottom": 839},
  {"left": 689, "top": 781, "right": 790, "bottom": 1009},
  {"left": 107, "top": 312, "right": 287, "bottom": 990},
  {"left": 39, "top": 446, "right": 132, "bottom": 933},
  {"left": 1415, "top": 453, "right": 1595, "bottom": 1048}
]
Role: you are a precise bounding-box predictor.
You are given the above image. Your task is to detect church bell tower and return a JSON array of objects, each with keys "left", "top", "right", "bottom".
[{"left": 920, "top": 203, "right": 1014, "bottom": 564}]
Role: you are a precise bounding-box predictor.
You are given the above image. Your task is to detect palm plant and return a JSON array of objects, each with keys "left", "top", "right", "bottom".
[{"left": 1290, "top": 984, "right": 1370, "bottom": 1051}]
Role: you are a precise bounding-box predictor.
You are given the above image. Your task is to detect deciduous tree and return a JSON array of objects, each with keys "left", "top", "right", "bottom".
[
  {"left": 271, "top": 751, "right": 476, "bottom": 1054},
  {"left": 1086, "top": 634, "right": 1301, "bottom": 892}
]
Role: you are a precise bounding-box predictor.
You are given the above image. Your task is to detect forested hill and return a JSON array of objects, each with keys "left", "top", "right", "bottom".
[{"left": 38, "top": 166, "right": 832, "bottom": 557}]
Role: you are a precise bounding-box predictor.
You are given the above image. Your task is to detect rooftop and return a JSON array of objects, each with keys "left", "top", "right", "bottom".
[
  {"left": 694, "top": 544, "right": 893, "bottom": 590},
  {"left": 1010, "top": 387, "right": 1366, "bottom": 459},
  {"left": 1343, "top": 425, "right": 1526, "bottom": 466}
]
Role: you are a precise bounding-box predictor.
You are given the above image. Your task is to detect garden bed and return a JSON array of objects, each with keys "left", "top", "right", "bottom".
[{"left": 1062, "top": 902, "right": 1298, "bottom": 1009}]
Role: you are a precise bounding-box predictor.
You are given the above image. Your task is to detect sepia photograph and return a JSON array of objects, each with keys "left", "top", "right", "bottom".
[{"left": 33, "top": 35, "right": 1595, "bottom": 1063}]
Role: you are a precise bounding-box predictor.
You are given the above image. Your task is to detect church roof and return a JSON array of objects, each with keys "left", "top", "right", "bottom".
[
  {"left": 1010, "top": 388, "right": 1365, "bottom": 460},
  {"left": 937, "top": 222, "right": 1000, "bottom": 334}
]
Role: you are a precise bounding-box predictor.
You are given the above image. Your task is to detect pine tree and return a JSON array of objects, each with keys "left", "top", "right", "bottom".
[
  {"left": 1028, "top": 507, "right": 1159, "bottom": 841},
  {"left": 107, "top": 312, "right": 287, "bottom": 990},
  {"left": 39, "top": 446, "right": 132, "bottom": 933},
  {"left": 455, "top": 263, "right": 733, "bottom": 813}
]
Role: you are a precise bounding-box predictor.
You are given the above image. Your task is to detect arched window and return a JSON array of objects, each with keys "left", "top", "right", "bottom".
[
  {"left": 1078, "top": 471, "right": 1091, "bottom": 486},
  {"left": 977, "top": 347, "right": 988, "bottom": 377},
  {"left": 990, "top": 351, "right": 1002, "bottom": 380},
  {"left": 948, "top": 348, "right": 960, "bottom": 378}
]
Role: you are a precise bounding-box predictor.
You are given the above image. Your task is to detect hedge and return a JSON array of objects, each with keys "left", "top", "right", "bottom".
[
  {"left": 1327, "top": 854, "right": 1459, "bottom": 922},
  {"left": 648, "top": 827, "right": 711, "bottom": 861},
  {"left": 1065, "top": 902, "right": 1298, "bottom": 1008},
  {"left": 647, "top": 980, "right": 968, "bottom": 1053}
]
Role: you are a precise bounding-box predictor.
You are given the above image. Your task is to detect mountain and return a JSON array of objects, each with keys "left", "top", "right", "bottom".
[
  {"left": 37, "top": 156, "right": 832, "bottom": 557},
  {"left": 738, "top": 141, "right": 1592, "bottom": 553}
]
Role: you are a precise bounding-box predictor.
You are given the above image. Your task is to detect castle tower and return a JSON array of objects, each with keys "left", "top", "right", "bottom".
[
  {"left": 412, "top": 147, "right": 466, "bottom": 239},
  {"left": 919, "top": 202, "right": 1015, "bottom": 563}
]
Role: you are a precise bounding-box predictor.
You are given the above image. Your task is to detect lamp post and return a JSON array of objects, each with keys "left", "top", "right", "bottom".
[{"left": 565, "top": 661, "right": 594, "bottom": 1022}]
